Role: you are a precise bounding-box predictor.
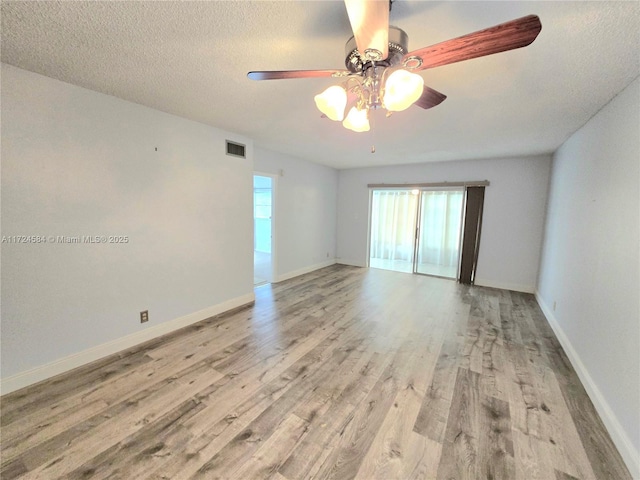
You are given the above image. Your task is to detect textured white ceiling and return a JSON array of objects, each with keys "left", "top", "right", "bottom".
[{"left": 2, "top": 1, "right": 638, "bottom": 169}]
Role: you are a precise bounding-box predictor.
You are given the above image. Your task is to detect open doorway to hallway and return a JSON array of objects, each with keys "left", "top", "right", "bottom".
[{"left": 254, "top": 174, "right": 274, "bottom": 286}]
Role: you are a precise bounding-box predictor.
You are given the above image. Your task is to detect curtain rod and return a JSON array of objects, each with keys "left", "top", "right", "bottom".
[{"left": 367, "top": 180, "right": 490, "bottom": 189}]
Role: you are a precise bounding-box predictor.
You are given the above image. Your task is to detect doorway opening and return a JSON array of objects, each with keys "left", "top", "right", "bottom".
[
  {"left": 254, "top": 175, "right": 273, "bottom": 286},
  {"left": 368, "top": 188, "right": 464, "bottom": 280}
]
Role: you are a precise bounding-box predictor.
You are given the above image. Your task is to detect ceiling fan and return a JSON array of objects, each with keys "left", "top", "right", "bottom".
[{"left": 248, "top": 0, "right": 542, "bottom": 133}]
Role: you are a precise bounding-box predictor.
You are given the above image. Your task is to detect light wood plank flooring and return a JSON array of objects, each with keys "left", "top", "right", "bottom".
[{"left": 0, "top": 265, "right": 631, "bottom": 479}]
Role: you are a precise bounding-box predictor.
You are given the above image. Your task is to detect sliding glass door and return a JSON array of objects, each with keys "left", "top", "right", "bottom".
[
  {"left": 369, "top": 188, "right": 464, "bottom": 279},
  {"left": 414, "top": 189, "right": 464, "bottom": 278},
  {"left": 369, "top": 190, "right": 419, "bottom": 273}
]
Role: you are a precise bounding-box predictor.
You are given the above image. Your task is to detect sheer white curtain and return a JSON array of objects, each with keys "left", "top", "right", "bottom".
[
  {"left": 370, "top": 190, "right": 418, "bottom": 262},
  {"left": 417, "top": 190, "right": 463, "bottom": 269}
]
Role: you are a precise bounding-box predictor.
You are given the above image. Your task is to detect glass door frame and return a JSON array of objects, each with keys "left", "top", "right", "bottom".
[
  {"left": 411, "top": 187, "right": 466, "bottom": 280},
  {"left": 367, "top": 186, "right": 465, "bottom": 280}
]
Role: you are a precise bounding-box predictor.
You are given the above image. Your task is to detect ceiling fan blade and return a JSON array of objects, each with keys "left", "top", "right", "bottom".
[
  {"left": 344, "top": 0, "right": 389, "bottom": 59},
  {"left": 247, "top": 70, "right": 350, "bottom": 81},
  {"left": 413, "top": 87, "right": 447, "bottom": 109},
  {"left": 404, "top": 15, "right": 542, "bottom": 71}
]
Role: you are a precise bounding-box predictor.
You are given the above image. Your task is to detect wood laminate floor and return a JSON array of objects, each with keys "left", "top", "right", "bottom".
[{"left": 0, "top": 265, "right": 631, "bottom": 479}]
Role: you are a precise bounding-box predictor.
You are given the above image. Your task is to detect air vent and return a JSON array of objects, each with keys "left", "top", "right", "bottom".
[{"left": 226, "top": 140, "right": 246, "bottom": 158}]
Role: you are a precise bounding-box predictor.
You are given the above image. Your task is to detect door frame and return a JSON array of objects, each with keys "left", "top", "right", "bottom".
[{"left": 253, "top": 172, "right": 278, "bottom": 283}]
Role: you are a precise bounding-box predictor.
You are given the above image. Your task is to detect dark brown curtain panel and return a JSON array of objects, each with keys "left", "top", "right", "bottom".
[{"left": 459, "top": 186, "right": 485, "bottom": 284}]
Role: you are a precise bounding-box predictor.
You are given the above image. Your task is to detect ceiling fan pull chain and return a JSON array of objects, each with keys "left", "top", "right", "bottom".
[{"left": 371, "top": 108, "right": 376, "bottom": 154}]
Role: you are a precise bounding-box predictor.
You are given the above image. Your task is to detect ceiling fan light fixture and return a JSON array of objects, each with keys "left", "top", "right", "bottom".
[
  {"left": 382, "top": 69, "right": 424, "bottom": 112},
  {"left": 314, "top": 85, "right": 348, "bottom": 121},
  {"left": 342, "top": 106, "right": 370, "bottom": 132},
  {"left": 249, "top": 3, "right": 542, "bottom": 137}
]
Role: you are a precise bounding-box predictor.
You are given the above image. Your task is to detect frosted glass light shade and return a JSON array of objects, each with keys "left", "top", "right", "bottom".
[
  {"left": 342, "top": 107, "right": 370, "bottom": 132},
  {"left": 314, "top": 86, "right": 347, "bottom": 121},
  {"left": 382, "top": 69, "right": 424, "bottom": 112}
]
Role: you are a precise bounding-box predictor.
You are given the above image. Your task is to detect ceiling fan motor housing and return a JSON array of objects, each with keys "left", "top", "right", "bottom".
[{"left": 344, "top": 26, "right": 409, "bottom": 73}]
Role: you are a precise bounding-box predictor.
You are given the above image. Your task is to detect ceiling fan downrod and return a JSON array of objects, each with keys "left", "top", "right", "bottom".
[{"left": 344, "top": 26, "right": 409, "bottom": 74}]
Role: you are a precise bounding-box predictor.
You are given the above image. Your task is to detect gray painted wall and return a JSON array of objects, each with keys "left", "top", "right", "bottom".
[
  {"left": 537, "top": 77, "right": 640, "bottom": 476},
  {"left": 336, "top": 155, "right": 552, "bottom": 293},
  {"left": 1, "top": 64, "right": 254, "bottom": 379}
]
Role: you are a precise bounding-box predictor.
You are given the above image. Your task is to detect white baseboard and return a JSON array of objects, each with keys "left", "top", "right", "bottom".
[
  {"left": 474, "top": 277, "right": 535, "bottom": 293},
  {"left": 336, "top": 258, "right": 366, "bottom": 268},
  {"left": 536, "top": 292, "right": 640, "bottom": 479},
  {"left": 274, "top": 259, "right": 336, "bottom": 283},
  {"left": 0, "top": 293, "right": 255, "bottom": 396}
]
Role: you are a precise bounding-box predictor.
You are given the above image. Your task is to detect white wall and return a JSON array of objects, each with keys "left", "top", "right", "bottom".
[
  {"left": 1, "top": 64, "right": 254, "bottom": 387},
  {"left": 337, "top": 156, "right": 551, "bottom": 292},
  {"left": 254, "top": 148, "right": 338, "bottom": 281},
  {"left": 537, "top": 77, "right": 640, "bottom": 477}
]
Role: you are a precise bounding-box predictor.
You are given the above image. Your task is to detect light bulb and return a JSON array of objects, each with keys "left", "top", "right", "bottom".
[
  {"left": 342, "top": 107, "right": 370, "bottom": 132},
  {"left": 314, "top": 85, "right": 347, "bottom": 121},
  {"left": 382, "top": 69, "right": 424, "bottom": 112}
]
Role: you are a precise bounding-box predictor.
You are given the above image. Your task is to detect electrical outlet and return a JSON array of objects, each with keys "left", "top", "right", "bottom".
[
  {"left": 552, "top": 301, "right": 557, "bottom": 312},
  {"left": 140, "top": 310, "right": 149, "bottom": 323}
]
